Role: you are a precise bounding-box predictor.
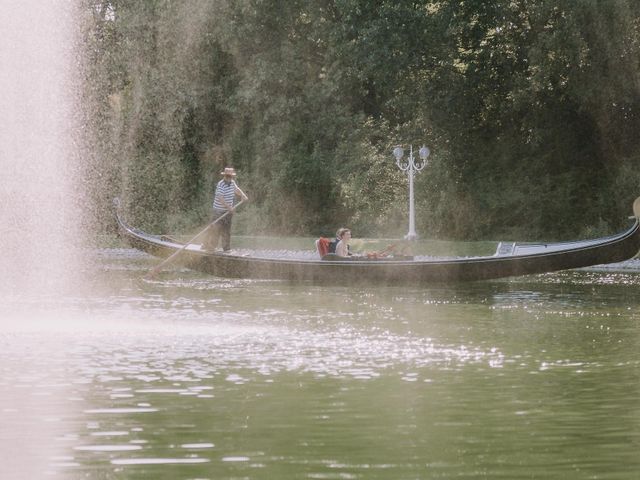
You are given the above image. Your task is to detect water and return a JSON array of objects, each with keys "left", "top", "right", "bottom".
[
  {"left": 0, "top": 1, "right": 83, "bottom": 295},
  {"left": 1, "top": 249, "right": 639, "bottom": 479}
]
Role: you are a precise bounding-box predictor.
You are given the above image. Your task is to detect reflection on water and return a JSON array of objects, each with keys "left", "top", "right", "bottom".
[{"left": 1, "top": 248, "right": 640, "bottom": 479}]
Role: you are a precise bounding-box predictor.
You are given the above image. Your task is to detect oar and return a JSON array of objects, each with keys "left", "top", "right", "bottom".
[{"left": 145, "top": 199, "right": 245, "bottom": 279}]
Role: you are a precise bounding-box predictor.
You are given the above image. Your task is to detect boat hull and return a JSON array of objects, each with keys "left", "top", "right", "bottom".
[{"left": 117, "top": 210, "right": 640, "bottom": 284}]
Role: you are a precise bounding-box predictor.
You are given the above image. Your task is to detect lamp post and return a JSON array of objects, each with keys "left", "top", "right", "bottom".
[{"left": 393, "top": 144, "right": 430, "bottom": 240}]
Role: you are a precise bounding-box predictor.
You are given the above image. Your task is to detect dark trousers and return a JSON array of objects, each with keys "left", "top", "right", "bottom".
[{"left": 204, "top": 210, "right": 233, "bottom": 251}]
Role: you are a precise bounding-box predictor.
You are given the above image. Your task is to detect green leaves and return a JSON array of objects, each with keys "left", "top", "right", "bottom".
[{"left": 83, "top": 0, "right": 640, "bottom": 239}]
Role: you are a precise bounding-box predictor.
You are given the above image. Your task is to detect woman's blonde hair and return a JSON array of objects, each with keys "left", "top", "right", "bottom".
[{"left": 336, "top": 227, "right": 351, "bottom": 239}]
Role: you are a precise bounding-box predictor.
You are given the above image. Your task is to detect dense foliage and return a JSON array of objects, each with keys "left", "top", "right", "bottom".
[{"left": 82, "top": 0, "right": 640, "bottom": 240}]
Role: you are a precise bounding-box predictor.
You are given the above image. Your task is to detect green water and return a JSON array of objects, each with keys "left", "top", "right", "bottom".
[{"left": 1, "top": 249, "right": 639, "bottom": 479}]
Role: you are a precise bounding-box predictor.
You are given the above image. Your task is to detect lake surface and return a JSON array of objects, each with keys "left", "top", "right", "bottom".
[{"left": 1, "top": 247, "right": 639, "bottom": 479}]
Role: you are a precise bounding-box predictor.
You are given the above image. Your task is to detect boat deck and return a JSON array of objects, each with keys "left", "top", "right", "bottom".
[{"left": 173, "top": 241, "right": 456, "bottom": 262}]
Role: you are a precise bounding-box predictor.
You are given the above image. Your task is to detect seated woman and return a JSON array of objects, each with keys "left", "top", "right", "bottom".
[{"left": 334, "top": 228, "right": 352, "bottom": 257}]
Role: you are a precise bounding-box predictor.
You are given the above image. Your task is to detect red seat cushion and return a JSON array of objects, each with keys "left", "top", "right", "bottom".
[{"left": 316, "top": 237, "right": 330, "bottom": 257}]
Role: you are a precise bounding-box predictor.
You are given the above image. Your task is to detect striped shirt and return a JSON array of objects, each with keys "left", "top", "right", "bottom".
[{"left": 213, "top": 179, "right": 237, "bottom": 211}]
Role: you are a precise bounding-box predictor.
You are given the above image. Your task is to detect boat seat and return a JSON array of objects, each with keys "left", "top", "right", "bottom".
[
  {"left": 316, "top": 237, "right": 330, "bottom": 258},
  {"left": 495, "top": 242, "right": 515, "bottom": 256}
]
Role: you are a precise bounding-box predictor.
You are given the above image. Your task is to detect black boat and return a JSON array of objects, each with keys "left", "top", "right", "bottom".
[{"left": 116, "top": 199, "right": 640, "bottom": 284}]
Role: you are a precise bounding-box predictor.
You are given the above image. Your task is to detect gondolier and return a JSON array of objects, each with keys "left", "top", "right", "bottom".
[{"left": 204, "top": 167, "right": 248, "bottom": 252}]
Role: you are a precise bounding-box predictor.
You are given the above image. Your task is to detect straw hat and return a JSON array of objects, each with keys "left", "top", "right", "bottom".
[{"left": 220, "top": 167, "right": 237, "bottom": 177}]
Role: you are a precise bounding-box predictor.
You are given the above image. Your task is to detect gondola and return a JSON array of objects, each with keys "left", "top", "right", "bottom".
[{"left": 116, "top": 198, "right": 640, "bottom": 284}]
